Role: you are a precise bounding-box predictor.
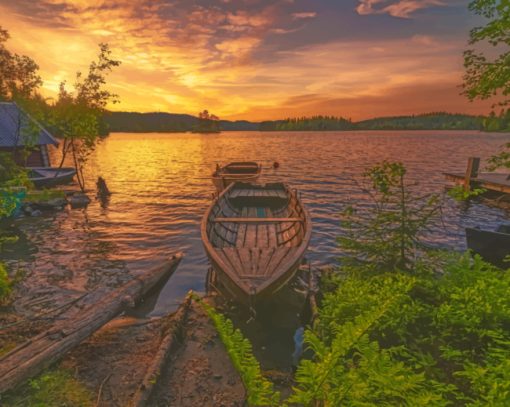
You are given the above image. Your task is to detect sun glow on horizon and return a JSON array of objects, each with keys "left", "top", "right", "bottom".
[{"left": 0, "top": 0, "right": 494, "bottom": 120}]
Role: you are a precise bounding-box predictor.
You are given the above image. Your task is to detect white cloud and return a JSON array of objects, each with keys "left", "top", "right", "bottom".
[
  {"left": 291, "top": 12, "right": 317, "bottom": 20},
  {"left": 356, "top": 0, "right": 445, "bottom": 18}
]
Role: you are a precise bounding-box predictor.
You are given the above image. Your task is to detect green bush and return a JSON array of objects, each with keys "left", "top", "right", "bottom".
[
  {"left": 290, "top": 253, "right": 510, "bottom": 405},
  {"left": 448, "top": 185, "right": 486, "bottom": 202},
  {"left": 339, "top": 161, "right": 441, "bottom": 272},
  {"left": 0, "top": 262, "right": 11, "bottom": 302},
  {"left": 3, "top": 369, "right": 93, "bottom": 407}
]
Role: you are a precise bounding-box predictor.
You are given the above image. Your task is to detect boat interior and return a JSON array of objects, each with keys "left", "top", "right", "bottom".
[
  {"left": 205, "top": 183, "right": 307, "bottom": 281},
  {"left": 222, "top": 162, "right": 260, "bottom": 175}
]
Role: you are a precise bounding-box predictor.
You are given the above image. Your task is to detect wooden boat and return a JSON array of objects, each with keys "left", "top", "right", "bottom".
[
  {"left": 212, "top": 162, "right": 261, "bottom": 192},
  {"left": 466, "top": 225, "right": 510, "bottom": 268},
  {"left": 28, "top": 167, "right": 76, "bottom": 188},
  {"left": 201, "top": 182, "right": 312, "bottom": 305}
]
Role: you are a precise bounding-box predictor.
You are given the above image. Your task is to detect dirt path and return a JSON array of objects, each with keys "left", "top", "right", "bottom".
[
  {"left": 148, "top": 301, "right": 245, "bottom": 406},
  {"left": 61, "top": 299, "right": 245, "bottom": 407}
]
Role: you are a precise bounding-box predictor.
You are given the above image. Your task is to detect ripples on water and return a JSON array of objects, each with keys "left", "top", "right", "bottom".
[{"left": 4, "top": 130, "right": 510, "bottom": 365}]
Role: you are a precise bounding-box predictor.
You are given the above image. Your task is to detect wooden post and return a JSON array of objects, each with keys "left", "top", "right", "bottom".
[{"left": 464, "top": 157, "right": 480, "bottom": 191}]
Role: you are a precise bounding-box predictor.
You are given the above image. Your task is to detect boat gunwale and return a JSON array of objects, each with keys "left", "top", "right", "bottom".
[
  {"left": 211, "top": 162, "right": 262, "bottom": 179},
  {"left": 200, "top": 181, "right": 312, "bottom": 299}
]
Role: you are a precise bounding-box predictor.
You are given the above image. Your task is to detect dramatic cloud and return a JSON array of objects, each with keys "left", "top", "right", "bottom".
[
  {"left": 0, "top": 0, "right": 490, "bottom": 119},
  {"left": 356, "top": 0, "right": 446, "bottom": 18}
]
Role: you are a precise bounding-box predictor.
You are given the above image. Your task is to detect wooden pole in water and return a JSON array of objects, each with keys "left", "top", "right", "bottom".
[
  {"left": 464, "top": 157, "right": 480, "bottom": 192},
  {"left": 0, "top": 253, "right": 183, "bottom": 395}
]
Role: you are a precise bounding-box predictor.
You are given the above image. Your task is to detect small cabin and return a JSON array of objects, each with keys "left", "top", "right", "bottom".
[{"left": 0, "top": 102, "right": 58, "bottom": 167}]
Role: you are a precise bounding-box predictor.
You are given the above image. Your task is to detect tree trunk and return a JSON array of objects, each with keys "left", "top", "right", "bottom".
[
  {"left": 0, "top": 253, "right": 183, "bottom": 395},
  {"left": 57, "top": 138, "right": 70, "bottom": 169},
  {"left": 70, "top": 140, "right": 86, "bottom": 192}
]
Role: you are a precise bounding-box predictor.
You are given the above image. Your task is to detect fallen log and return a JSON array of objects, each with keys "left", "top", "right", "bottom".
[
  {"left": 130, "top": 292, "right": 192, "bottom": 407},
  {"left": 0, "top": 253, "right": 183, "bottom": 395}
]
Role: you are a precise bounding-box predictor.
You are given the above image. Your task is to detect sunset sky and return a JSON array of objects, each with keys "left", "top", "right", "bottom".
[{"left": 0, "top": 0, "right": 495, "bottom": 120}]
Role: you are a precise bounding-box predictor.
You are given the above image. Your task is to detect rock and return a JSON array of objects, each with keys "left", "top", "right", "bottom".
[
  {"left": 68, "top": 193, "right": 91, "bottom": 208},
  {"left": 46, "top": 198, "right": 67, "bottom": 209},
  {"left": 23, "top": 205, "right": 33, "bottom": 215},
  {"left": 31, "top": 209, "right": 42, "bottom": 217}
]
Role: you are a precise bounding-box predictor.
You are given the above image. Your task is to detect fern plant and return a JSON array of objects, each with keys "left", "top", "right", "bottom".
[
  {"left": 289, "top": 273, "right": 451, "bottom": 406},
  {"left": 193, "top": 295, "right": 280, "bottom": 406}
]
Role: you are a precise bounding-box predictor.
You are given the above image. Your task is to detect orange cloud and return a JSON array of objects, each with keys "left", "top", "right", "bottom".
[
  {"left": 0, "top": 0, "right": 491, "bottom": 120},
  {"left": 356, "top": 0, "right": 446, "bottom": 18}
]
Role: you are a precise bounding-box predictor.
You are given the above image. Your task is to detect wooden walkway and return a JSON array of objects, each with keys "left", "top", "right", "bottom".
[{"left": 444, "top": 172, "right": 510, "bottom": 194}]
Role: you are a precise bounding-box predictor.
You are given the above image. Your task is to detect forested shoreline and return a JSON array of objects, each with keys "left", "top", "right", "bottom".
[{"left": 104, "top": 111, "right": 510, "bottom": 133}]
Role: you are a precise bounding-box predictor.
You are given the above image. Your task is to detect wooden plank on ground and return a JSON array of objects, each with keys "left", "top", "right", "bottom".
[{"left": 0, "top": 254, "right": 184, "bottom": 395}]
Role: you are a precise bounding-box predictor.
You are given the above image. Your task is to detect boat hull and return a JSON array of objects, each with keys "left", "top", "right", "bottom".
[
  {"left": 466, "top": 227, "right": 510, "bottom": 268},
  {"left": 211, "top": 162, "right": 261, "bottom": 192},
  {"left": 201, "top": 182, "right": 312, "bottom": 307},
  {"left": 206, "top": 248, "right": 304, "bottom": 306},
  {"left": 28, "top": 167, "right": 76, "bottom": 188}
]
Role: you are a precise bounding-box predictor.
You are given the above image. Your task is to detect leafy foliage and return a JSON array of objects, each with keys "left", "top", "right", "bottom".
[
  {"left": 447, "top": 184, "right": 486, "bottom": 202},
  {"left": 2, "top": 369, "right": 93, "bottom": 407},
  {"left": 482, "top": 109, "right": 510, "bottom": 132},
  {"left": 0, "top": 26, "right": 42, "bottom": 100},
  {"left": 288, "top": 273, "right": 449, "bottom": 406},
  {"left": 51, "top": 43, "right": 121, "bottom": 191},
  {"left": 0, "top": 262, "right": 11, "bottom": 303},
  {"left": 291, "top": 252, "right": 510, "bottom": 406},
  {"left": 25, "top": 189, "right": 65, "bottom": 204},
  {"left": 463, "top": 0, "right": 510, "bottom": 108},
  {"left": 486, "top": 142, "right": 510, "bottom": 172},
  {"left": 339, "top": 161, "right": 441, "bottom": 272},
  {"left": 193, "top": 295, "right": 280, "bottom": 406}
]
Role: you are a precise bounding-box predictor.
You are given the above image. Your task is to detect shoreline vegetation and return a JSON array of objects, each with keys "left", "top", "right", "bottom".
[
  {"left": 1, "top": 0, "right": 510, "bottom": 405},
  {"left": 104, "top": 111, "right": 510, "bottom": 133}
]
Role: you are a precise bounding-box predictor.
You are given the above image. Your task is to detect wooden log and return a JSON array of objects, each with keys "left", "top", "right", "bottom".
[
  {"left": 464, "top": 157, "right": 481, "bottom": 191},
  {"left": 130, "top": 293, "right": 192, "bottom": 407},
  {"left": 307, "top": 265, "right": 319, "bottom": 327},
  {"left": 0, "top": 253, "right": 183, "bottom": 395}
]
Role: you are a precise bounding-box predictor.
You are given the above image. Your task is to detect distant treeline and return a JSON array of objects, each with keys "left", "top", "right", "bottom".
[
  {"left": 260, "top": 116, "right": 354, "bottom": 131},
  {"left": 356, "top": 112, "right": 485, "bottom": 131},
  {"left": 104, "top": 111, "right": 498, "bottom": 133},
  {"left": 483, "top": 110, "right": 510, "bottom": 132}
]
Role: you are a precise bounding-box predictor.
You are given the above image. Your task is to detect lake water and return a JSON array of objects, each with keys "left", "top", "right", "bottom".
[{"left": 4, "top": 130, "right": 510, "bottom": 367}]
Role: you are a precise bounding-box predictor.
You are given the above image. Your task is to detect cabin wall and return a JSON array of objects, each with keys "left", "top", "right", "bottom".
[{"left": 0, "top": 146, "right": 46, "bottom": 167}]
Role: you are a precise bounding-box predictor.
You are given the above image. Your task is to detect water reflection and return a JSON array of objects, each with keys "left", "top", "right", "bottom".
[{"left": 3, "top": 130, "right": 510, "bottom": 366}]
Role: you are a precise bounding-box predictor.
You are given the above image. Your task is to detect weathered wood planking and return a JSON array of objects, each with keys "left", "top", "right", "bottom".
[
  {"left": 0, "top": 254, "right": 184, "bottom": 395},
  {"left": 213, "top": 217, "right": 303, "bottom": 223},
  {"left": 444, "top": 171, "right": 510, "bottom": 194},
  {"left": 201, "top": 182, "right": 312, "bottom": 304}
]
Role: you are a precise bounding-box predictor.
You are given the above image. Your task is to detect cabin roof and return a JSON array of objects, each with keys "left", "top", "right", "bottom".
[{"left": 0, "top": 102, "right": 59, "bottom": 148}]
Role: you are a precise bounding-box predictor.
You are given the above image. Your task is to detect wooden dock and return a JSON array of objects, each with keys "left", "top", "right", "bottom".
[
  {"left": 443, "top": 157, "right": 510, "bottom": 195},
  {"left": 444, "top": 171, "right": 510, "bottom": 194}
]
